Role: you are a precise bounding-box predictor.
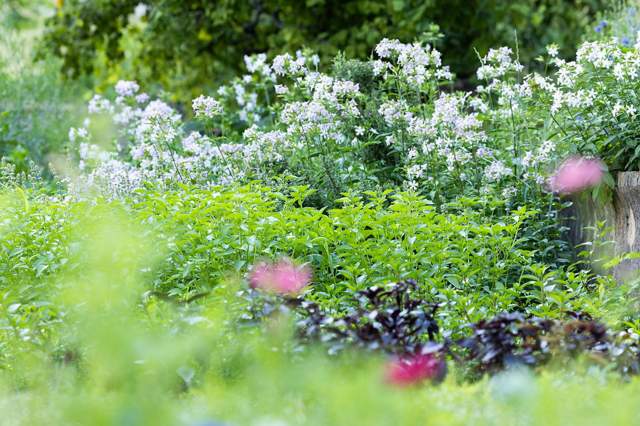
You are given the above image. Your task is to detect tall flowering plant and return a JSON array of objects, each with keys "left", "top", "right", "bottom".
[
  {"left": 64, "top": 35, "right": 627, "bottom": 208},
  {"left": 538, "top": 37, "right": 640, "bottom": 177}
]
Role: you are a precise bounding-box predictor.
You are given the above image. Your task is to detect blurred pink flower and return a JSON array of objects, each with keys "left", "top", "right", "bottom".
[
  {"left": 249, "top": 258, "right": 312, "bottom": 295},
  {"left": 549, "top": 156, "right": 604, "bottom": 194},
  {"left": 384, "top": 353, "right": 446, "bottom": 387}
]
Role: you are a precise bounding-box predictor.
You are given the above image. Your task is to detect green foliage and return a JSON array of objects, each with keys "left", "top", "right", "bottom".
[
  {"left": 2, "top": 2, "right": 640, "bottom": 421},
  {"left": 0, "top": 185, "right": 610, "bottom": 336},
  {"left": 3, "top": 276, "right": 640, "bottom": 426},
  {"left": 0, "top": 190, "right": 634, "bottom": 425},
  {"left": 41, "top": 0, "right": 607, "bottom": 100},
  {"left": 0, "top": 16, "right": 84, "bottom": 173}
]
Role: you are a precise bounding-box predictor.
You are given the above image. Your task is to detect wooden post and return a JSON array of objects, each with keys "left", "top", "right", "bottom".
[
  {"left": 614, "top": 172, "right": 640, "bottom": 281},
  {"left": 560, "top": 172, "right": 640, "bottom": 281},
  {"left": 560, "top": 191, "right": 615, "bottom": 274}
]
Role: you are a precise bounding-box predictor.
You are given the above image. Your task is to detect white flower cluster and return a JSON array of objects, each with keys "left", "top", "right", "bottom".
[
  {"left": 545, "top": 38, "right": 640, "bottom": 121},
  {"left": 244, "top": 53, "right": 274, "bottom": 80},
  {"left": 66, "top": 35, "right": 640, "bottom": 202},
  {"left": 485, "top": 160, "right": 512, "bottom": 182},
  {"left": 67, "top": 80, "right": 268, "bottom": 198},
  {"left": 379, "top": 100, "right": 411, "bottom": 126},
  {"left": 192, "top": 95, "right": 222, "bottom": 119},
  {"left": 476, "top": 47, "right": 524, "bottom": 81},
  {"left": 374, "top": 39, "right": 452, "bottom": 86},
  {"left": 378, "top": 92, "right": 491, "bottom": 190},
  {"left": 88, "top": 95, "right": 114, "bottom": 114},
  {"left": 271, "top": 50, "right": 318, "bottom": 77},
  {"left": 115, "top": 80, "right": 140, "bottom": 97},
  {"left": 135, "top": 100, "right": 180, "bottom": 144},
  {"left": 277, "top": 74, "right": 361, "bottom": 146}
]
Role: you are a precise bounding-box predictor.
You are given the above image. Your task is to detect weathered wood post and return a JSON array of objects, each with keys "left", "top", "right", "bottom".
[
  {"left": 560, "top": 172, "right": 640, "bottom": 281},
  {"left": 561, "top": 191, "right": 615, "bottom": 274},
  {"left": 614, "top": 172, "right": 640, "bottom": 281}
]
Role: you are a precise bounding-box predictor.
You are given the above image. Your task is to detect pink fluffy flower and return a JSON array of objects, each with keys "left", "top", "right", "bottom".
[
  {"left": 249, "top": 258, "right": 312, "bottom": 295},
  {"left": 384, "top": 353, "right": 446, "bottom": 387},
  {"left": 549, "top": 156, "right": 604, "bottom": 194}
]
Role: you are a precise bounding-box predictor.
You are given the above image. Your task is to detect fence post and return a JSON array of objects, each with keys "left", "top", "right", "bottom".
[{"left": 614, "top": 172, "right": 640, "bottom": 280}]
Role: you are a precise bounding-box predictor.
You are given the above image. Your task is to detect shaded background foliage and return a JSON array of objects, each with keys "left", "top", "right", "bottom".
[
  {"left": 0, "top": 0, "right": 81, "bottom": 173},
  {"left": 42, "top": 0, "right": 607, "bottom": 101}
]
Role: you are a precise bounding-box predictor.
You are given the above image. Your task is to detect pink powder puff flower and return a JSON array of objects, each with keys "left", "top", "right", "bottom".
[
  {"left": 249, "top": 258, "right": 312, "bottom": 295},
  {"left": 549, "top": 156, "right": 605, "bottom": 194},
  {"left": 384, "top": 353, "right": 446, "bottom": 387}
]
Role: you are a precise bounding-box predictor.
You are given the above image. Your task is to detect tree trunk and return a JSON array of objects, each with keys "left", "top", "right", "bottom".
[{"left": 614, "top": 172, "right": 640, "bottom": 281}]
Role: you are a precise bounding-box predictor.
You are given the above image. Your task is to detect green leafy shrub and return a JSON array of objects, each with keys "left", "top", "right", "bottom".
[
  {"left": 41, "top": 0, "right": 607, "bottom": 100},
  {"left": 0, "top": 185, "right": 610, "bottom": 333}
]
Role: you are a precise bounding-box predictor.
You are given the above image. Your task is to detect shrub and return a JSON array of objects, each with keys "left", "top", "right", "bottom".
[
  {"left": 0, "top": 185, "right": 609, "bottom": 334},
  {"left": 41, "top": 0, "right": 607, "bottom": 100},
  {"left": 245, "top": 280, "right": 640, "bottom": 380}
]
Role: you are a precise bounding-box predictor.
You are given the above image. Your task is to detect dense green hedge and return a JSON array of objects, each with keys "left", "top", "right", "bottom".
[{"left": 42, "top": 0, "right": 607, "bottom": 100}]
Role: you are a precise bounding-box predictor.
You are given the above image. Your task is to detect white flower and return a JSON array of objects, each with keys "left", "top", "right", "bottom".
[
  {"left": 375, "top": 38, "right": 401, "bottom": 58},
  {"left": 379, "top": 100, "right": 411, "bottom": 126},
  {"left": 244, "top": 53, "right": 272, "bottom": 78},
  {"left": 192, "top": 95, "right": 222, "bottom": 118},
  {"left": 274, "top": 84, "right": 288, "bottom": 95},
  {"left": 485, "top": 160, "right": 512, "bottom": 182},
  {"left": 407, "top": 163, "right": 427, "bottom": 179},
  {"left": 135, "top": 93, "right": 150, "bottom": 104},
  {"left": 88, "top": 95, "right": 113, "bottom": 114},
  {"left": 612, "top": 101, "right": 624, "bottom": 116},
  {"left": 371, "top": 60, "right": 388, "bottom": 76},
  {"left": 469, "top": 97, "right": 488, "bottom": 113},
  {"left": 406, "top": 180, "right": 419, "bottom": 191},
  {"left": 69, "top": 127, "right": 89, "bottom": 143},
  {"left": 133, "top": 3, "right": 148, "bottom": 20},
  {"left": 476, "top": 146, "right": 493, "bottom": 158},
  {"left": 576, "top": 41, "right": 615, "bottom": 68},
  {"left": 115, "top": 80, "right": 140, "bottom": 97},
  {"left": 272, "top": 54, "right": 289, "bottom": 76},
  {"left": 502, "top": 186, "right": 517, "bottom": 198},
  {"left": 477, "top": 47, "right": 521, "bottom": 80},
  {"left": 546, "top": 44, "right": 559, "bottom": 57},
  {"left": 113, "top": 105, "right": 138, "bottom": 125},
  {"left": 551, "top": 90, "right": 564, "bottom": 113},
  {"left": 136, "top": 100, "right": 180, "bottom": 143},
  {"left": 614, "top": 63, "right": 626, "bottom": 81},
  {"left": 374, "top": 38, "right": 449, "bottom": 86},
  {"left": 131, "top": 144, "right": 146, "bottom": 160}
]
